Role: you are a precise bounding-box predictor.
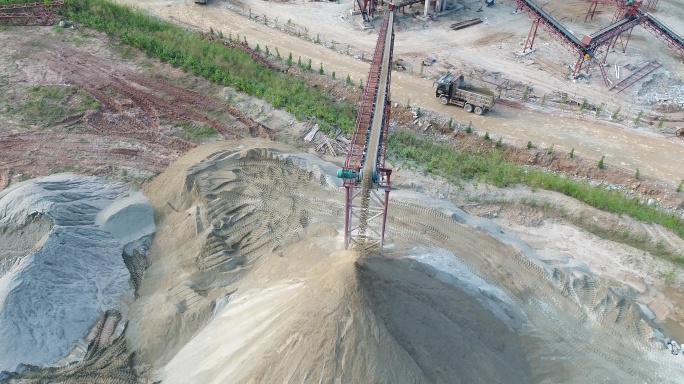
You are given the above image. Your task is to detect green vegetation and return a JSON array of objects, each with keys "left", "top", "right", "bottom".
[
  {"left": 60, "top": 0, "right": 356, "bottom": 133},
  {"left": 546, "top": 143, "right": 554, "bottom": 155},
  {"left": 598, "top": 155, "right": 605, "bottom": 169},
  {"left": 172, "top": 121, "right": 218, "bottom": 142},
  {"left": 634, "top": 110, "right": 643, "bottom": 126},
  {"left": 579, "top": 99, "right": 587, "bottom": 112},
  {"left": 465, "top": 121, "right": 472, "bottom": 134},
  {"left": 612, "top": 106, "right": 621, "bottom": 120},
  {"left": 387, "top": 131, "right": 684, "bottom": 252},
  {"left": 635, "top": 168, "right": 640, "bottom": 180},
  {"left": 526, "top": 141, "right": 532, "bottom": 150},
  {"left": 7, "top": 85, "right": 99, "bottom": 128},
  {"left": 660, "top": 267, "right": 677, "bottom": 284},
  {"left": 484, "top": 132, "right": 490, "bottom": 141},
  {"left": 569, "top": 148, "right": 574, "bottom": 158},
  {"left": 677, "top": 180, "right": 683, "bottom": 193}
]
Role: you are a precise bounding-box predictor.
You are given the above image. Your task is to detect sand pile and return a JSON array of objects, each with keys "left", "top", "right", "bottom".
[
  {"left": 126, "top": 140, "right": 684, "bottom": 383},
  {"left": 5, "top": 140, "right": 684, "bottom": 383},
  {"left": 0, "top": 174, "right": 154, "bottom": 373}
]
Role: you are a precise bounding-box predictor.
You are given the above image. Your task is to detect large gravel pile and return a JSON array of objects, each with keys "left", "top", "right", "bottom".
[{"left": 0, "top": 174, "right": 154, "bottom": 372}]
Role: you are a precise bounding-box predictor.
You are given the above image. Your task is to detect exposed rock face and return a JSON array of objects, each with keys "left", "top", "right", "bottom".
[{"left": 0, "top": 174, "right": 155, "bottom": 372}]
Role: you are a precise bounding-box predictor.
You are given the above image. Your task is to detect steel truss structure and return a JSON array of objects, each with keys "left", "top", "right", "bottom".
[
  {"left": 341, "top": 9, "right": 396, "bottom": 251},
  {"left": 0, "top": 1, "right": 63, "bottom": 26}
]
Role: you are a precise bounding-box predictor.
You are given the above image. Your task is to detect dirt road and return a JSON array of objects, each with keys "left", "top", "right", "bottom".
[{"left": 117, "top": 0, "right": 684, "bottom": 184}]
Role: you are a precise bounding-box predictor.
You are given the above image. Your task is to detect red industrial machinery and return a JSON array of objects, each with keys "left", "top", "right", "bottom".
[
  {"left": 338, "top": 7, "right": 396, "bottom": 250},
  {"left": 513, "top": 0, "right": 683, "bottom": 86},
  {"left": 0, "top": 1, "right": 64, "bottom": 26}
]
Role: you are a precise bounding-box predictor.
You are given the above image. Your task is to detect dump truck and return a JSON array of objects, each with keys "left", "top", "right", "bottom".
[{"left": 435, "top": 73, "right": 497, "bottom": 115}]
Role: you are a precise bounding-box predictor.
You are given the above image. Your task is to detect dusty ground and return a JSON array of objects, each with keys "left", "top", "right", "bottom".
[
  {"left": 2, "top": 1, "right": 684, "bottom": 382},
  {"left": 0, "top": 27, "right": 273, "bottom": 190},
  {"left": 115, "top": 0, "right": 684, "bottom": 184}
]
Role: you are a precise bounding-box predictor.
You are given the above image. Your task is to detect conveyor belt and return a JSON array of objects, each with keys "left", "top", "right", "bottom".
[
  {"left": 516, "top": 0, "right": 584, "bottom": 50},
  {"left": 344, "top": 11, "right": 394, "bottom": 176},
  {"left": 639, "top": 10, "right": 684, "bottom": 57}
]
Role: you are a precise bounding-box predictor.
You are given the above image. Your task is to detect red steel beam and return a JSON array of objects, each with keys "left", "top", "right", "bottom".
[
  {"left": 344, "top": 13, "right": 390, "bottom": 173},
  {"left": 638, "top": 10, "right": 684, "bottom": 59},
  {"left": 0, "top": 0, "right": 63, "bottom": 10}
]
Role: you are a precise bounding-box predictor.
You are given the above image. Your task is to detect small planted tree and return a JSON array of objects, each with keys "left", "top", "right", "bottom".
[
  {"left": 569, "top": 148, "right": 574, "bottom": 158},
  {"left": 612, "top": 106, "right": 621, "bottom": 120},
  {"left": 598, "top": 155, "right": 605, "bottom": 169},
  {"left": 526, "top": 141, "right": 532, "bottom": 150},
  {"left": 484, "top": 132, "right": 491, "bottom": 141},
  {"left": 319, "top": 62, "right": 324, "bottom": 75},
  {"left": 465, "top": 121, "right": 473, "bottom": 134},
  {"left": 634, "top": 110, "right": 643, "bottom": 126},
  {"left": 332, "top": 71, "right": 336, "bottom": 80}
]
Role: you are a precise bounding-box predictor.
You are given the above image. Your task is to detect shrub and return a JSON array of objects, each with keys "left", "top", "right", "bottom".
[
  {"left": 580, "top": 99, "right": 588, "bottom": 111},
  {"left": 484, "top": 132, "right": 491, "bottom": 141},
  {"left": 495, "top": 137, "right": 502, "bottom": 148},
  {"left": 634, "top": 110, "right": 643, "bottom": 126},
  {"left": 598, "top": 155, "right": 605, "bottom": 169},
  {"left": 526, "top": 140, "right": 532, "bottom": 150},
  {"left": 612, "top": 106, "right": 621, "bottom": 120},
  {"left": 332, "top": 71, "right": 335, "bottom": 80},
  {"left": 570, "top": 148, "right": 574, "bottom": 158},
  {"left": 319, "top": 62, "right": 324, "bottom": 75},
  {"left": 635, "top": 168, "right": 640, "bottom": 180},
  {"left": 465, "top": 121, "right": 472, "bottom": 134}
]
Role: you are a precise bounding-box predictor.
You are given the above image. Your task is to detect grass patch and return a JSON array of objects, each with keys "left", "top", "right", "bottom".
[
  {"left": 171, "top": 121, "right": 218, "bottom": 142},
  {"left": 388, "top": 130, "right": 684, "bottom": 245},
  {"left": 59, "top": 0, "right": 356, "bottom": 134},
  {"left": 7, "top": 85, "right": 99, "bottom": 128}
]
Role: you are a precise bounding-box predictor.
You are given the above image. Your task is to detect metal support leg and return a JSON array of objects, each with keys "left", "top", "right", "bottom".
[
  {"left": 524, "top": 18, "right": 540, "bottom": 53},
  {"left": 344, "top": 186, "right": 351, "bottom": 249},
  {"left": 584, "top": 1, "right": 598, "bottom": 22},
  {"left": 612, "top": 27, "right": 634, "bottom": 53}
]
